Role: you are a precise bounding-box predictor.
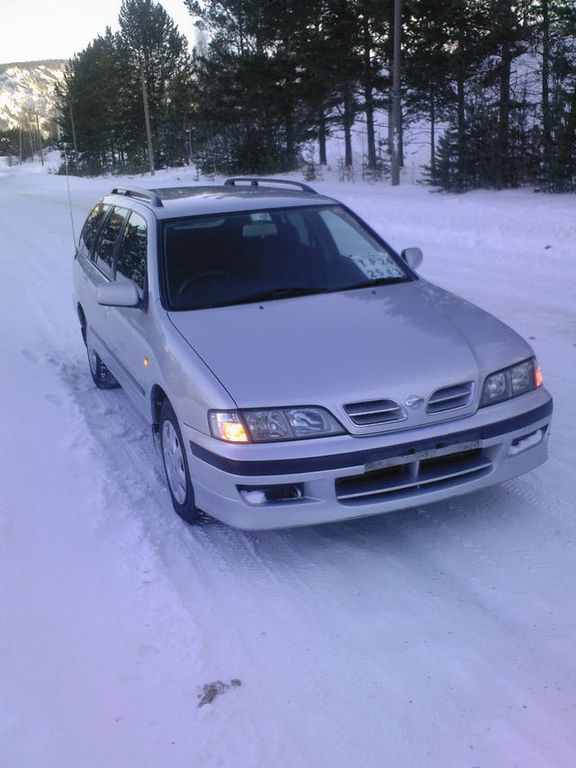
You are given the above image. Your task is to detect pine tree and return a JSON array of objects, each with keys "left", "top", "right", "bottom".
[
  {"left": 404, "top": 0, "right": 456, "bottom": 174},
  {"left": 544, "top": 0, "right": 576, "bottom": 190},
  {"left": 55, "top": 29, "right": 126, "bottom": 173},
  {"left": 119, "top": 0, "right": 192, "bottom": 170},
  {"left": 186, "top": 0, "right": 308, "bottom": 173}
]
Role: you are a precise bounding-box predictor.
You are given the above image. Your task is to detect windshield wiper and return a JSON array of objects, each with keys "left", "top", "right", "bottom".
[
  {"left": 187, "top": 278, "right": 409, "bottom": 311},
  {"left": 232, "top": 286, "right": 333, "bottom": 305},
  {"left": 345, "top": 276, "right": 409, "bottom": 290}
]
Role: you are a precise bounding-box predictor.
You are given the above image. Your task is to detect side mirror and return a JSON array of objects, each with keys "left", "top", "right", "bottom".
[
  {"left": 401, "top": 247, "right": 423, "bottom": 271},
  {"left": 97, "top": 281, "right": 141, "bottom": 307}
]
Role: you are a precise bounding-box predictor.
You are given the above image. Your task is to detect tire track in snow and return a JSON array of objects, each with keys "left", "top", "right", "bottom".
[{"left": 54, "top": 356, "right": 305, "bottom": 768}]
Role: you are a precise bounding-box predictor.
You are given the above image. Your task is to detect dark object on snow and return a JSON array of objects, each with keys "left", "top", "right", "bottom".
[{"left": 198, "top": 678, "right": 242, "bottom": 707}]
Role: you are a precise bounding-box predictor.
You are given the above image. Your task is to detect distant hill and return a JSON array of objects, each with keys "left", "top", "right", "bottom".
[{"left": 0, "top": 59, "right": 66, "bottom": 135}]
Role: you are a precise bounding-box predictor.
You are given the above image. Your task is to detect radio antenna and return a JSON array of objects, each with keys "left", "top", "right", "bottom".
[{"left": 64, "top": 146, "right": 77, "bottom": 250}]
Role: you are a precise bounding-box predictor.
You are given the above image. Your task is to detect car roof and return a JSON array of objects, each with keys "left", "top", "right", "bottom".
[{"left": 105, "top": 183, "right": 339, "bottom": 219}]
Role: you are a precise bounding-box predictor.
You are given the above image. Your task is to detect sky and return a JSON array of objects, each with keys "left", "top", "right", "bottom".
[{"left": 0, "top": 0, "right": 197, "bottom": 64}]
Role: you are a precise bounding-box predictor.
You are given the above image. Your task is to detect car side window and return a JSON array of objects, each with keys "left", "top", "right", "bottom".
[
  {"left": 115, "top": 212, "right": 148, "bottom": 290},
  {"left": 95, "top": 206, "right": 129, "bottom": 276},
  {"left": 79, "top": 203, "right": 109, "bottom": 259}
]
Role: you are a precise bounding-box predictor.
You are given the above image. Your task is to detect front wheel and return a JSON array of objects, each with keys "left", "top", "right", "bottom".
[{"left": 160, "top": 400, "right": 200, "bottom": 524}]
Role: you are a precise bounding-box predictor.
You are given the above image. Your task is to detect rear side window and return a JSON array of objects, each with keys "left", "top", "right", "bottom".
[
  {"left": 79, "top": 203, "right": 109, "bottom": 258},
  {"left": 95, "top": 207, "right": 129, "bottom": 276},
  {"left": 116, "top": 212, "right": 147, "bottom": 289}
]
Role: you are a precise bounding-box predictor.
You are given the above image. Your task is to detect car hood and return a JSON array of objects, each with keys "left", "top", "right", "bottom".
[{"left": 168, "top": 280, "right": 532, "bottom": 428}]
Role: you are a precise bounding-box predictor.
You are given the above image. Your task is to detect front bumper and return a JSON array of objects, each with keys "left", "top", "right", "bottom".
[{"left": 183, "top": 389, "right": 552, "bottom": 530}]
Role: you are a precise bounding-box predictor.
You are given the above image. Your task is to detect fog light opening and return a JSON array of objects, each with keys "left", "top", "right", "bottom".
[
  {"left": 508, "top": 428, "right": 545, "bottom": 457},
  {"left": 239, "top": 484, "right": 304, "bottom": 506}
]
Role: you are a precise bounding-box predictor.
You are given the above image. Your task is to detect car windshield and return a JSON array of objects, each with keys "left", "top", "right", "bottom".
[{"left": 162, "top": 205, "right": 411, "bottom": 310}]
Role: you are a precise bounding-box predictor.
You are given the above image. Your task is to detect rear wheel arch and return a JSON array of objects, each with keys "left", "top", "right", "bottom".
[
  {"left": 80, "top": 310, "right": 119, "bottom": 390},
  {"left": 77, "top": 304, "right": 87, "bottom": 344}
]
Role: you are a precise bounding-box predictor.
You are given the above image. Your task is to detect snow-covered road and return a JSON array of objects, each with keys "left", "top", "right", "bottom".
[{"left": 1, "top": 162, "right": 575, "bottom": 768}]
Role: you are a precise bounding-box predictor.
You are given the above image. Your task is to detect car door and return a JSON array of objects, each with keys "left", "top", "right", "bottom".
[
  {"left": 74, "top": 202, "right": 111, "bottom": 331},
  {"left": 85, "top": 205, "right": 131, "bottom": 375},
  {"left": 103, "top": 210, "right": 153, "bottom": 417}
]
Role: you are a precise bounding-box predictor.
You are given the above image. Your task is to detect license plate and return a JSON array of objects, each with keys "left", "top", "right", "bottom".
[{"left": 365, "top": 439, "right": 481, "bottom": 473}]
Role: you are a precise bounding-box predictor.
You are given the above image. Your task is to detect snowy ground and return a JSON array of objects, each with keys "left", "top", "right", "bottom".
[{"left": 1, "top": 159, "right": 575, "bottom": 768}]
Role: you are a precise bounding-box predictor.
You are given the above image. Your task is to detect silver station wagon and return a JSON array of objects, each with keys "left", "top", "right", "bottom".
[{"left": 74, "top": 178, "right": 552, "bottom": 529}]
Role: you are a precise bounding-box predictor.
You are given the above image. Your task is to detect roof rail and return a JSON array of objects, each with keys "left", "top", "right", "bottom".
[
  {"left": 224, "top": 177, "right": 317, "bottom": 195},
  {"left": 110, "top": 187, "right": 164, "bottom": 207}
]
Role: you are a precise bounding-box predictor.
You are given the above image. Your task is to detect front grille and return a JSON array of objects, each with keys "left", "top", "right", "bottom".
[
  {"left": 344, "top": 398, "right": 405, "bottom": 426},
  {"left": 427, "top": 382, "right": 474, "bottom": 414},
  {"left": 336, "top": 448, "right": 491, "bottom": 505}
]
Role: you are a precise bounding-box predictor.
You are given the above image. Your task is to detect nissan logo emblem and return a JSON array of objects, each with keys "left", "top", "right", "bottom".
[{"left": 405, "top": 395, "right": 425, "bottom": 409}]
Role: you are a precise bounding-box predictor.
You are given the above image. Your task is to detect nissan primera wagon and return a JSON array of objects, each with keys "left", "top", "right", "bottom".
[{"left": 73, "top": 178, "right": 552, "bottom": 529}]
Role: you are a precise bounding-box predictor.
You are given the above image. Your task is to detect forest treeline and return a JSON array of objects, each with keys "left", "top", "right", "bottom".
[{"left": 53, "top": 0, "right": 576, "bottom": 191}]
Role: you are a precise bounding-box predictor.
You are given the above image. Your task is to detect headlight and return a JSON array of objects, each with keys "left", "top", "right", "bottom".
[
  {"left": 209, "top": 407, "right": 344, "bottom": 443},
  {"left": 480, "top": 358, "right": 542, "bottom": 407},
  {"left": 209, "top": 412, "right": 249, "bottom": 443}
]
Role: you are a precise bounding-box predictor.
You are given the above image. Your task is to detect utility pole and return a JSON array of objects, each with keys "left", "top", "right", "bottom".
[
  {"left": 35, "top": 112, "right": 44, "bottom": 166},
  {"left": 542, "top": 0, "right": 551, "bottom": 183},
  {"left": 28, "top": 114, "right": 37, "bottom": 157},
  {"left": 391, "top": 0, "right": 402, "bottom": 186},
  {"left": 141, "top": 60, "right": 155, "bottom": 176}
]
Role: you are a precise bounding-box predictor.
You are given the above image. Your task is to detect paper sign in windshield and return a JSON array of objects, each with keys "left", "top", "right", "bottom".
[{"left": 348, "top": 253, "right": 405, "bottom": 280}]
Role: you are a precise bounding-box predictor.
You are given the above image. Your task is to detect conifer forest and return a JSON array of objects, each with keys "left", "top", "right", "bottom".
[{"left": 55, "top": 0, "right": 576, "bottom": 192}]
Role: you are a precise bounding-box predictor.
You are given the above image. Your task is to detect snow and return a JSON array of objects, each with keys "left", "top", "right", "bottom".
[{"left": 0, "top": 160, "right": 575, "bottom": 768}]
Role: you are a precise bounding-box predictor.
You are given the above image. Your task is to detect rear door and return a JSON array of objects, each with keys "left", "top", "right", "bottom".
[
  {"left": 86, "top": 205, "right": 130, "bottom": 375},
  {"left": 74, "top": 202, "right": 110, "bottom": 333},
  {"left": 102, "top": 210, "right": 153, "bottom": 416}
]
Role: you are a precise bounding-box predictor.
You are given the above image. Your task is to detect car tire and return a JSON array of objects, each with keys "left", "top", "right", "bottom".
[
  {"left": 86, "top": 328, "right": 119, "bottom": 389},
  {"left": 159, "top": 399, "right": 200, "bottom": 524}
]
